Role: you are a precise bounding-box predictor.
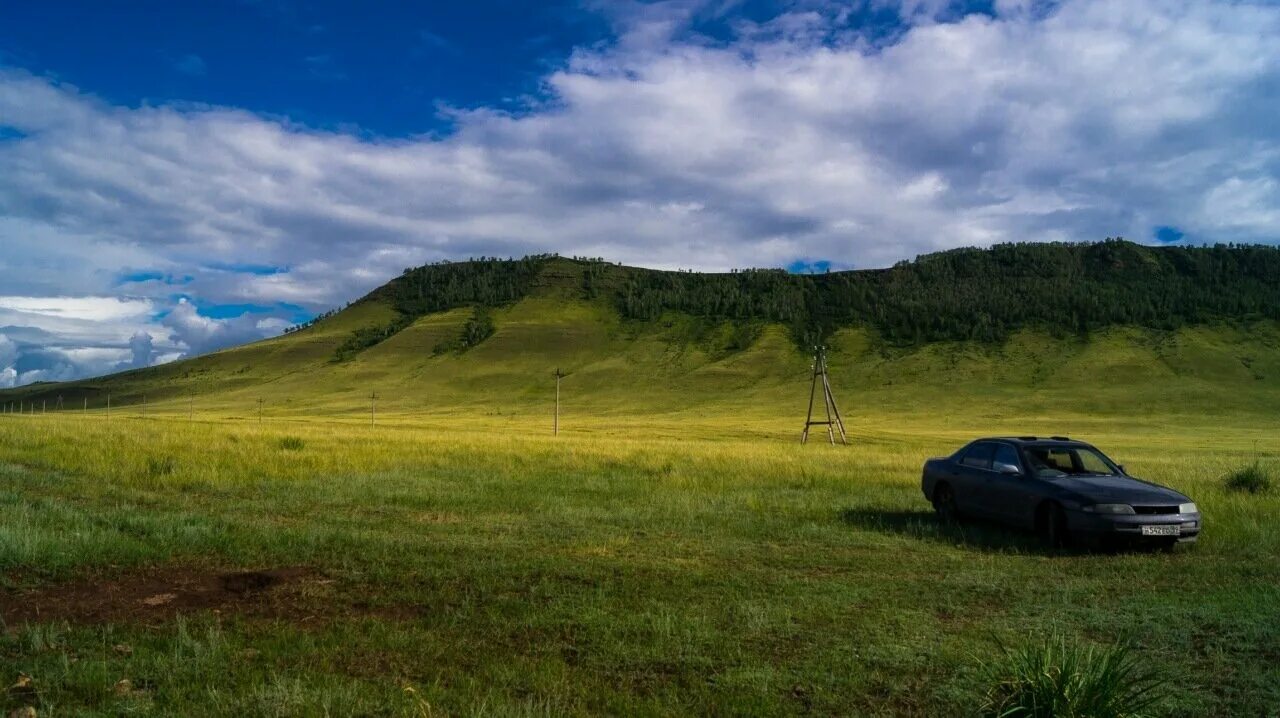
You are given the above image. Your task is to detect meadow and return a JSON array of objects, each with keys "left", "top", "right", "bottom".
[{"left": 0, "top": 405, "right": 1276, "bottom": 716}]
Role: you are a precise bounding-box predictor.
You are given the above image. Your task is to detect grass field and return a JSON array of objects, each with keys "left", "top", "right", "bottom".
[{"left": 0, "top": 407, "right": 1276, "bottom": 716}]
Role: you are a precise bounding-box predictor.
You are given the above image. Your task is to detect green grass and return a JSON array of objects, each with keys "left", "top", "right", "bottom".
[
  {"left": 1224, "top": 462, "right": 1273, "bottom": 494},
  {"left": 0, "top": 411, "right": 1276, "bottom": 716}
]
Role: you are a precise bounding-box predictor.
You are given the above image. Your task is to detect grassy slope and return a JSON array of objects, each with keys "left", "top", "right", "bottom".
[
  {"left": 0, "top": 259, "right": 1278, "bottom": 715},
  {"left": 3, "top": 258, "right": 1278, "bottom": 426}
]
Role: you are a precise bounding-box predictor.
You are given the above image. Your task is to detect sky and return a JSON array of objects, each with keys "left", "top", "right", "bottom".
[{"left": 1, "top": 0, "right": 1278, "bottom": 387}]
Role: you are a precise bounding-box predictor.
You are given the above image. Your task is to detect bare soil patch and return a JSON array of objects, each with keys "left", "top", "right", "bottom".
[{"left": 0, "top": 566, "right": 379, "bottom": 626}]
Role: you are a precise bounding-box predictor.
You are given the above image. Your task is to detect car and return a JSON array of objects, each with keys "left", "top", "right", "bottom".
[{"left": 920, "top": 436, "right": 1200, "bottom": 549}]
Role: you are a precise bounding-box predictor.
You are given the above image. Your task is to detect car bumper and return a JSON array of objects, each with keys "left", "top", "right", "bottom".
[{"left": 1067, "top": 511, "right": 1202, "bottom": 545}]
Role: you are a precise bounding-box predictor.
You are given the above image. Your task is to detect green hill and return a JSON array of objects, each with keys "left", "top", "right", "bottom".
[{"left": 4, "top": 240, "right": 1280, "bottom": 425}]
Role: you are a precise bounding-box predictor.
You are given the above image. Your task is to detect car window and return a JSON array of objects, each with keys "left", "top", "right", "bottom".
[
  {"left": 1024, "top": 446, "right": 1118, "bottom": 477},
  {"left": 1077, "top": 450, "right": 1113, "bottom": 475},
  {"left": 992, "top": 444, "right": 1021, "bottom": 474},
  {"left": 1024, "top": 447, "right": 1075, "bottom": 476},
  {"left": 960, "top": 442, "right": 996, "bottom": 469}
]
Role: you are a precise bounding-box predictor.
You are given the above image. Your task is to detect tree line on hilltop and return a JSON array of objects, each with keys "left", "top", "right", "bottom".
[{"left": 324, "top": 241, "right": 1280, "bottom": 359}]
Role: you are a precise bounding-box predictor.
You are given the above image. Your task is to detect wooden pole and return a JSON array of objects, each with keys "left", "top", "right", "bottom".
[
  {"left": 821, "top": 359, "right": 835, "bottom": 445},
  {"left": 823, "top": 365, "right": 848, "bottom": 444},
  {"left": 370, "top": 392, "right": 377, "bottom": 427},
  {"left": 257, "top": 398, "right": 264, "bottom": 424},
  {"left": 801, "top": 348, "right": 820, "bottom": 443},
  {"left": 554, "top": 368, "right": 563, "bottom": 436},
  {"left": 107, "top": 393, "right": 111, "bottom": 421},
  {"left": 189, "top": 393, "right": 194, "bottom": 422}
]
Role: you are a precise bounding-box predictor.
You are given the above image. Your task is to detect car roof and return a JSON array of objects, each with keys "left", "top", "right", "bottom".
[{"left": 974, "top": 436, "right": 1093, "bottom": 448}]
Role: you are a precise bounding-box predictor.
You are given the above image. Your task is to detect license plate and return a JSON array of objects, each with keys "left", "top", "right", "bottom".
[{"left": 1141, "top": 525, "right": 1180, "bottom": 537}]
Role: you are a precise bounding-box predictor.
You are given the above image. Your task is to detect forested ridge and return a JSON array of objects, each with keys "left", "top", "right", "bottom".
[{"left": 332, "top": 240, "right": 1280, "bottom": 357}]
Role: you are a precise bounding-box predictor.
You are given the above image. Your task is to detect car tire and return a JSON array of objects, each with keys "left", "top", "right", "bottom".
[
  {"left": 1039, "top": 502, "right": 1070, "bottom": 548},
  {"left": 933, "top": 483, "right": 960, "bottom": 524}
]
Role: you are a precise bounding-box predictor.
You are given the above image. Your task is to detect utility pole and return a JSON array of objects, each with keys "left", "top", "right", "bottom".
[
  {"left": 257, "top": 398, "right": 264, "bottom": 424},
  {"left": 189, "top": 393, "right": 194, "bottom": 422},
  {"left": 107, "top": 393, "right": 111, "bottom": 421},
  {"left": 801, "top": 346, "right": 848, "bottom": 445},
  {"left": 141, "top": 394, "right": 146, "bottom": 418},
  {"left": 554, "top": 368, "right": 563, "bottom": 436},
  {"left": 370, "top": 392, "right": 378, "bottom": 427}
]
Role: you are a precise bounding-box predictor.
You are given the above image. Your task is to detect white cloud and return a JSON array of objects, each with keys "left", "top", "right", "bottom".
[
  {"left": 126, "top": 331, "right": 157, "bottom": 369},
  {"left": 0, "top": 296, "right": 155, "bottom": 323},
  {"left": 0, "top": 295, "right": 285, "bottom": 387},
  {"left": 1, "top": 0, "right": 1279, "bottom": 386},
  {"left": 160, "top": 298, "right": 278, "bottom": 356}
]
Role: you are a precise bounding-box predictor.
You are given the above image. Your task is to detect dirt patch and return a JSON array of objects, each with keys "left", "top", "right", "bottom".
[{"left": 0, "top": 566, "right": 362, "bottom": 627}]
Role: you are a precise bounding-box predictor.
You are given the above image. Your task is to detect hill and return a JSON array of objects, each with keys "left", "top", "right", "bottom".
[{"left": 3, "top": 240, "right": 1280, "bottom": 426}]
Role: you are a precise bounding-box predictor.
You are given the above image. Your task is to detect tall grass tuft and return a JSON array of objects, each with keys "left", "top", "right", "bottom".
[
  {"left": 278, "top": 436, "right": 306, "bottom": 451},
  {"left": 980, "top": 634, "right": 1166, "bottom": 718},
  {"left": 1224, "top": 462, "right": 1272, "bottom": 494},
  {"left": 144, "top": 455, "right": 177, "bottom": 478}
]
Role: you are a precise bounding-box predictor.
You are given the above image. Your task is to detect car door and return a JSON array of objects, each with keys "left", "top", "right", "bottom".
[
  {"left": 986, "top": 442, "right": 1039, "bottom": 528},
  {"left": 954, "top": 442, "right": 998, "bottom": 517}
]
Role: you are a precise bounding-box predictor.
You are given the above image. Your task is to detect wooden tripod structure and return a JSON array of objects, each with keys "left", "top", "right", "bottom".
[{"left": 801, "top": 346, "right": 848, "bottom": 445}]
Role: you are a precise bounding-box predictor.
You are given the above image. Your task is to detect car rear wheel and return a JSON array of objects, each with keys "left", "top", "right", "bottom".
[
  {"left": 933, "top": 484, "right": 960, "bottom": 524},
  {"left": 1038, "top": 502, "right": 1070, "bottom": 548}
]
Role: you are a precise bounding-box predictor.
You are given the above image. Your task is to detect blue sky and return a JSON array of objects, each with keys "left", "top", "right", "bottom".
[
  {"left": 1, "top": 2, "right": 609, "bottom": 137},
  {"left": 2, "top": 0, "right": 1279, "bottom": 386}
]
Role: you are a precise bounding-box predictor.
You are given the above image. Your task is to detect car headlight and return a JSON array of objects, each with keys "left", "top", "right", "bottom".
[
  {"left": 1082, "top": 503, "right": 1136, "bottom": 514},
  {"left": 1179, "top": 502, "right": 1197, "bottom": 514}
]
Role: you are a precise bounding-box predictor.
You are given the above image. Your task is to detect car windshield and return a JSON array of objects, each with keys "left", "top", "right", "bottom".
[{"left": 1024, "top": 445, "right": 1119, "bottom": 477}]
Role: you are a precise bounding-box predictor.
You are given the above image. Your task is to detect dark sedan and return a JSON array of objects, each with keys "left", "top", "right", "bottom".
[{"left": 921, "top": 436, "right": 1200, "bottom": 548}]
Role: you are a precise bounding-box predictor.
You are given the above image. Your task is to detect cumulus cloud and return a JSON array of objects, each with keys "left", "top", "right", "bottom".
[
  {"left": 126, "top": 331, "right": 157, "bottom": 369},
  {"left": 0, "top": 334, "right": 17, "bottom": 388},
  {"left": 0, "top": 295, "right": 284, "bottom": 387},
  {"left": 160, "top": 298, "right": 283, "bottom": 356},
  {"left": 0, "top": 334, "right": 17, "bottom": 367},
  {"left": 1, "top": 0, "right": 1279, "bottom": 386}
]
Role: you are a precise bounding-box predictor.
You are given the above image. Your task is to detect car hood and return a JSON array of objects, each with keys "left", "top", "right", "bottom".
[{"left": 1053, "top": 475, "right": 1189, "bottom": 504}]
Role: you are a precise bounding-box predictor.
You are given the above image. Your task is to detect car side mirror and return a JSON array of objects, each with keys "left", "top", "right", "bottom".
[
  {"left": 998, "top": 464, "right": 1022, "bottom": 476},
  {"left": 1117, "top": 464, "right": 1126, "bottom": 475}
]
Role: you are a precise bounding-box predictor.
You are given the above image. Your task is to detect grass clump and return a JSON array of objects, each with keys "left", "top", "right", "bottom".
[
  {"left": 980, "top": 635, "right": 1166, "bottom": 718},
  {"left": 277, "top": 436, "right": 305, "bottom": 451},
  {"left": 144, "top": 455, "right": 177, "bottom": 479},
  {"left": 1224, "top": 462, "right": 1272, "bottom": 494}
]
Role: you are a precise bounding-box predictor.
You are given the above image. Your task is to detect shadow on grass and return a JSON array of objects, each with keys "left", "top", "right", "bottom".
[{"left": 838, "top": 507, "right": 1073, "bottom": 556}]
